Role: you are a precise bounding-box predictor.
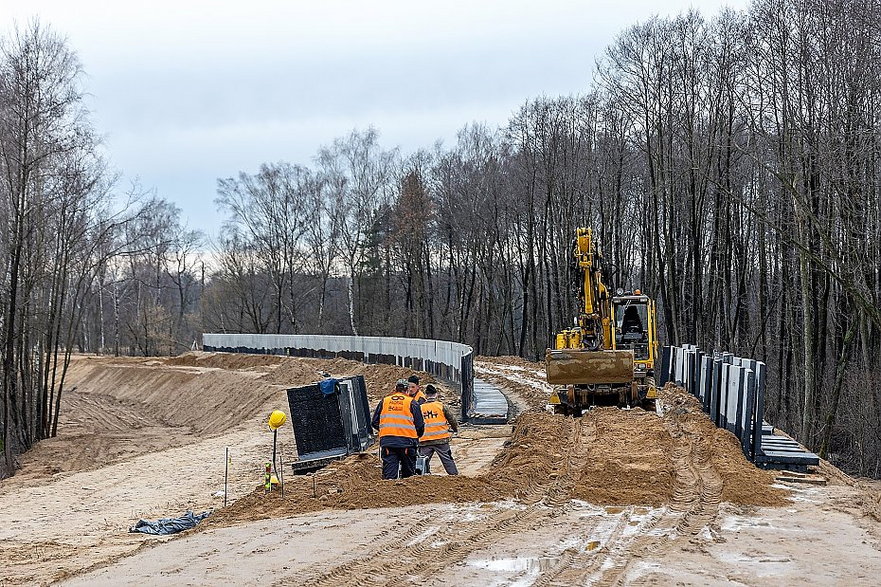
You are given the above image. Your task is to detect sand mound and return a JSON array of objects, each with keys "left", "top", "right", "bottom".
[
  {"left": 208, "top": 453, "right": 502, "bottom": 528},
  {"left": 165, "top": 351, "right": 284, "bottom": 369},
  {"left": 259, "top": 358, "right": 435, "bottom": 404},
  {"left": 658, "top": 385, "right": 784, "bottom": 507},
  {"left": 207, "top": 385, "right": 784, "bottom": 529},
  {"left": 572, "top": 408, "right": 675, "bottom": 506}
]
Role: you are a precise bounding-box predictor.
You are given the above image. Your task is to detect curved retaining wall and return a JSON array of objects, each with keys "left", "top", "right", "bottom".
[{"left": 202, "top": 333, "right": 476, "bottom": 422}]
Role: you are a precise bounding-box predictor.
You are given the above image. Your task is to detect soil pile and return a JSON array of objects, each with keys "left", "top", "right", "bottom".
[
  {"left": 658, "top": 385, "right": 785, "bottom": 506},
  {"left": 489, "top": 412, "right": 578, "bottom": 500},
  {"left": 208, "top": 454, "right": 502, "bottom": 528},
  {"left": 262, "top": 358, "right": 431, "bottom": 403},
  {"left": 165, "top": 352, "right": 284, "bottom": 369},
  {"left": 164, "top": 352, "right": 440, "bottom": 406},
  {"left": 572, "top": 408, "right": 675, "bottom": 507},
  {"left": 207, "top": 384, "right": 784, "bottom": 528}
]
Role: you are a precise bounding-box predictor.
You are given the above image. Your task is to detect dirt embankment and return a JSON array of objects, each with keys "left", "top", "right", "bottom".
[
  {"left": 207, "top": 383, "right": 785, "bottom": 529},
  {"left": 12, "top": 352, "right": 443, "bottom": 483},
  {"left": 165, "top": 352, "right": 445, "bottom": 407}
]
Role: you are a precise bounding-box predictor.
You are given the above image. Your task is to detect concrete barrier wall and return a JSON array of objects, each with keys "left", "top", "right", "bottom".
[
  {"left": 663, "top": 344, "right": 766, "bottom": 463},
  {"left": 202, "top": 333, "right": 475, "bottom": 422}
]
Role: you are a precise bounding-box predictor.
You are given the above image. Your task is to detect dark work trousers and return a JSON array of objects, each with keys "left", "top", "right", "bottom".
[
  {"left": 381, "top": 446, "right": 417, "bottom": 479},
  {"left": 418, "top": 443, "right": 459, "bottom": 475}
]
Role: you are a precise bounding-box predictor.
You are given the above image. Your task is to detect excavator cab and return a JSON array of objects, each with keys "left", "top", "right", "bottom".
[
  {"left": 613, "top": 294, "right": 651, "bottom": 358},
  {"left": 609, "top": 290, "right": 658, "bottom": 401}
]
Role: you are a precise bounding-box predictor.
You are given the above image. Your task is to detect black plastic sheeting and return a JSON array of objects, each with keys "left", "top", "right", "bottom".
[{"left": 129, "top": 510, "right": 211, "bottom": 535}]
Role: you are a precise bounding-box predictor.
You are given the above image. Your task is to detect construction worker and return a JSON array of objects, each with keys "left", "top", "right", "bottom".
[
  {"left": 407, "top": 374, "right": 427, "bottom": 404},
  {"left": 371, "top": 381, "right": 425, "bottom": 479},
  {"left": 418, "top": 384, "right": 459, "bottom": 475}
]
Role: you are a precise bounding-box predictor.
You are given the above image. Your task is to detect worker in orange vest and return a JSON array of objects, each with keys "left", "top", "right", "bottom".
[
  {"left": 418, "top": 384, "right": 459, "bottom": 475},
  {"left": 371, "top": 381, "right": 425, "bottom": 479},
  {"left": 406, "top": 375, "right": 426, "bottom": 404}
]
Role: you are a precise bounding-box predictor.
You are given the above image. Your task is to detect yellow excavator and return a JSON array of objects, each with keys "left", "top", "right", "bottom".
[{"left": 546, "top": 227, "right": 659, "bottom": 415}]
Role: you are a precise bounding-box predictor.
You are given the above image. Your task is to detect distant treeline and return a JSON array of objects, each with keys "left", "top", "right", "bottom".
[{"left": 2, "top": 0, "right": 880, "bottom": 480}]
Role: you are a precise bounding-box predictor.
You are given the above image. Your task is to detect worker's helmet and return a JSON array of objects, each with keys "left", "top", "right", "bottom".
[
  {"left": 268, "top": 410, "right": 287, "bottom": 430},
  {"left": 396, "top": 378, "right": 407, "bottom": 389}
]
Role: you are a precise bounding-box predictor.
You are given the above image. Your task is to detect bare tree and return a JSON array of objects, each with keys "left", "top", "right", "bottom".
[{"left": 317, "top": 128, "right": 397, "bottom": 336}]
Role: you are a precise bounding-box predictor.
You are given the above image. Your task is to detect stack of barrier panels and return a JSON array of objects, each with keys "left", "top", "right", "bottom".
[{"left": 286, "top": 375, "right": 375, "bottom": 473}]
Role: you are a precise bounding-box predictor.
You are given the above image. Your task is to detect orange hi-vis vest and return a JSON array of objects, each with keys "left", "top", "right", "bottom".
[
  {"left": 413, "top": 389, "right": 426, "bottom": 403},
  {"left": 379, "top": 393, "right": 418, "bottom": 439},
  {"left": 419, "top": 400, "right": 451, "bottom": 442}
]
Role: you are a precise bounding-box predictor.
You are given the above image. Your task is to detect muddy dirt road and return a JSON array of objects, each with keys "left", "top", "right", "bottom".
[{"left": 1, "top": 353, "right": 879, "bottom": 586}]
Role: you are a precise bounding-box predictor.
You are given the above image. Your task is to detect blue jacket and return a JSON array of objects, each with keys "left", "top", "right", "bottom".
[{"left": 371, "top": 395, "right": 425, "bottom": 448}]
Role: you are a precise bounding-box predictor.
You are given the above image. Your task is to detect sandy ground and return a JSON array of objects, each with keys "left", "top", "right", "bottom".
[{"left": 0, "top": 353, "right": 879, "bottom": 586}]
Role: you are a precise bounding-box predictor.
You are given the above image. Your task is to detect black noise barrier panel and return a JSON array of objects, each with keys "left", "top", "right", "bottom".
[
  {"left": 286, "top": 375, "right": 374, "bottom": 474},
  {"left": 661, "top": 344, "right": 819, "bottom": 472}
]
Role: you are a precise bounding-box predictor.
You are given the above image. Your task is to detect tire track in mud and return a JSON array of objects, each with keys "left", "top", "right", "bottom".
[
  {"left": 661, "top": 407, "right": 723, "bottom": 540},
  {"left": 533, "top": 507, "right": 660, "bottom": 587},
  {"left": 290, "top": 416, "right": 599, "bottom": 587},
  {"left": 584, "top": 404, "right": 724, "bottom": 587},
  {"left": 290, "top": 498, "right": 547, "bottom": 586}
]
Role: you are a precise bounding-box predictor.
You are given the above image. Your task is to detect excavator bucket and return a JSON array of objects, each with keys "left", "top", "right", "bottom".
[{"left": 545, "top": 349, "right": 634, "bottom": 385}]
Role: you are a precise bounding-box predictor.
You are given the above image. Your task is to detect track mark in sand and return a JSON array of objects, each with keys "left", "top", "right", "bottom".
[
  {"left": 588, "top": 409, "right": 724, "bottom": 586},
  {"left": 530, "top": 406, "right": 724, "bottom": 587},
  {"left": 293, "top": 416, "right": 598, "bottom": 587},
  {"left": 673, "top": 437, "right": 722, "bottom": 537},
  {"left": 533, "top": 506, "right": 661, "bottom": 587},
  {"left": 291, "top": 505, "right": 548, "bottom": 587},
  {"left": 285, "top": 518, "right": 434, "bottom": 587},
  {"left": 660, "top": 409, "right": 723, "bottom": 539},
  {"left": 542, "top": 416, "right": 596, "bottom": 507},
  {"left": 62, "top": 391, "right": 149, "bottom": 432}
]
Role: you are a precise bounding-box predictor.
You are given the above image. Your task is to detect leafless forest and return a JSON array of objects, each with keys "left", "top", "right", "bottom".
[{"left": 2, "top": 0, "right": 880, "bottom": 479}]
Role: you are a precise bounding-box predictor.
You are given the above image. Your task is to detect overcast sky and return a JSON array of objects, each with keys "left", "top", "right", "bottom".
[{"left": 3, "top": 0, "right": 748, "bottom": 238}]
